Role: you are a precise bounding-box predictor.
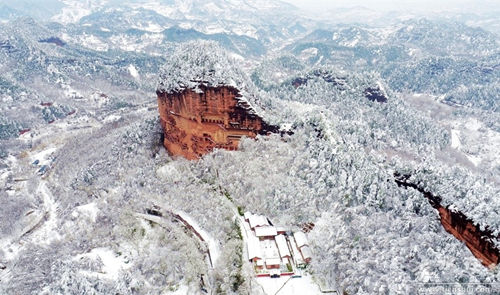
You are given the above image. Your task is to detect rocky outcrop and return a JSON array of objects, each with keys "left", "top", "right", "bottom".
[
  {"left": 395, "top": 173, "right": 500, "bottom": 267},
  {"left": 437, "top": 206, "right": 500, "bottom": 267},
  {"left": 364, "top": 86, "right": 387, "bottom": 103},
  {"left": 157, "top": 85, "right": 278, "bottom": 160},
  {"left": 38, "top": 37, "right": 65, "bottom": 47},
  {"left": 291, "top": 69, "right": 388, "bottom": 103},
  {"left": 156, "top": 41, "right": 280, "bottom": 159}
]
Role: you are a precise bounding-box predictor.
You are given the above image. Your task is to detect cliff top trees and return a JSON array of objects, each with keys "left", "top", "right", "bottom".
[
  {"left": 156, "top": 39, "right": 279, "bottom": 124},
  {"left": 157, "top": 41, "right": 250, "bottom": 95}
]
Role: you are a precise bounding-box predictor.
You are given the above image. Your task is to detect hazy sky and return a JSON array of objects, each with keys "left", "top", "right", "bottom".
[{"left": 281, "top": 0, "right": 499, "bottom": 13}]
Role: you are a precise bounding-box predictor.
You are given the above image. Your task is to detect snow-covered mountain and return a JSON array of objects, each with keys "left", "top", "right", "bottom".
[
  {"left": 3, "top": 2, "right": 500, "bottom": 295},
  {"left": 0, "top": 0, "right": 312, "bottom": 43},
  {"left": 0, "top": 0, "right": 321, "bottom": 58},
  {"left": 317, "top": 6, "right": 500, "bottom": 36}
]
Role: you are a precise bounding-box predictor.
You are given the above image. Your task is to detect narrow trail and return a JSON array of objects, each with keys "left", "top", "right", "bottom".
[
  {"left": 19, "top": 181, "right": 59, "bottom": 244},
  {"left": 0, "top": 180, "right": 58, "bottom": 286}
]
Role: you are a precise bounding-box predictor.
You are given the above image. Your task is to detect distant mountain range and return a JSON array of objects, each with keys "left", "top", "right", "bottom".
[
  {"left": 315, "top": 6, "right": 500, "bottom": 35},
  {"left": 0, "top": 0, "right": 322, "bottom": 57}
]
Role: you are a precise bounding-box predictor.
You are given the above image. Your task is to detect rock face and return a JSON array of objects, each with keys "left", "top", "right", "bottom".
[
  {"left": 437, "top": 206, "right": 500, "bottom": 267},
  {"left": 157, "top": 85, "right": 277, "bottom": 160},
  {"left": 395, "top": 174, "right": 500, "bottom": 268},
  {"left": 156, "top": 41, "right": 279, "bottom": 160},
  {"left": 38, "top": 37, "right": 65, "bottom": 47}
]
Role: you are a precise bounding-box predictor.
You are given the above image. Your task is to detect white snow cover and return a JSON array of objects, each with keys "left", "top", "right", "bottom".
[
  {"left": 247, "top": 235, "right": 262, "bottom": 260},
  {"left": 249, "top": 214, "right": 269, "bottom": 229},
  {"left": 289, "top": 236, "right": 304, "bottom": 265},
  {"left": 256, "top": 274, "right": 324, "bottom": 295},
  {"left": 255, "top": 226, "right": 278, "bottom": 238},
  {"left": 75, "top": 248, "right": 131, "bottom": 280},
  {"left": 300, "top": 245, "right": 312, "bottom": 261},
  {"left": 52, "top": 6, "right": 92, "bottom": 24},
  {"left": 175, "top": 210, "right": 220, "bottom": 266},
  {"left": 244, "top": 211, "right": 252, "bottom": 220},
  {"left": 275, "top": 234, "right": 290, "bottom": 258},
  {"left": 128, "top": 64, "right": 140, "bottom": 78},
  {"left": 156, "top": 40, "right": 264, "bottom": 115},
  {"left": 293, "top": 231, "right": 308, "bottom": 248},
  {"left": 451, "top": 129, "right": 461, "bottom": 149},
  {"left": 73, "top": 202, "right": 99, "bottom": 222},
  {"left": 157, "top": 41, "right": 243, "bottom": 93},
  {"left": 265, "top": 257, "right": 280, "bottom": 267}
]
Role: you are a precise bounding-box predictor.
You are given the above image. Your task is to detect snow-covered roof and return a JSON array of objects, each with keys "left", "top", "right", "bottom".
[
  {"left": 247, "top": 236, "right": 262, "bottom": 260},
  {"left": 300, "top": 245, "right": 312, "bottom": 261},
  {"left": 265, "top": 257, "right": 281, "bottom": 266},
  {"left": 294, "top": 231, "right": 308, "bottom": 248},
  {"left": 289, "top": 236, "right": 305, "bottom": 265},
  {"left": 255, "top": 226, "right": 278, "bottom": 238},
  {"left": 276, "top": 226, "right": 289, "bottom": 233},
  {"left": 275, "top": 234, "right": 291, "bottom": 258},
  {"left": 249, "top": 214, "right": 268, "bottom": 229},
  {"left": 244, "top": 211, "right": 252, "bottom": 220}
]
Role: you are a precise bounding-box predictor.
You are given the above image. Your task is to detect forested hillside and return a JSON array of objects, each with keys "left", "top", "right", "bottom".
[{"left": 1, "top": 2, "right": 500, "bottom": 294}]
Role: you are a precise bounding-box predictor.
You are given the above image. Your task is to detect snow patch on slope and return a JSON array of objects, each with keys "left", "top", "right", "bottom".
[
  {"left": 52, "top": 7, "right": 92, "bottom": 24},
  {"left": 450, "top": 129, "right": 461, "bottom": 149},
  {"left": 72, "top": 202, "right": 99, "bottom": 222},
  {"left": 128, "top": 64, "right": 140, "bottom": 78},
  {"left": 450, "top": 128, "right": 481, "bottom": 166},
  {"left": 75, "top": 248, "right": 131, "bottom": 280}
]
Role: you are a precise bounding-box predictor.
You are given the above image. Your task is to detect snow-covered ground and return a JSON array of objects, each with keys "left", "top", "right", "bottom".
[
  {"left": 52, "top": 7, "right": 92, "bottom": 24},
  {"left": 405, "top": 93, "right": 500, "bottom": 172},
  {"left": 128, "top": 64, "right": 140, "bottom": 79},
  {"left": 72, "top": 202, "right": 99, "bottom": 222},
  {"left": 75, "top": 247, "right": 132, "bottom": 280},
  {"left": 450, "top": 128, "right": 481, "bottom": 166},
  {"left": 164, "top": 284, "right": 192, "bottom": 295},
  {"left": 30, "top": 146, "right": 58, "bottom": 167},
  {"left": 256, "top": 274, "right": 326, "bottom": 295},
  {"left": 450, "top": 129, "right": 461, "bottom": 149},
  {"left": 448, "top": 117, "right": 500, "bottom": 170},
  {"left": 26, "top": 182, "right": 60, "bottom": 245},
  {"left": 0, "top": 180, "right": 59, "bottom": 285}
]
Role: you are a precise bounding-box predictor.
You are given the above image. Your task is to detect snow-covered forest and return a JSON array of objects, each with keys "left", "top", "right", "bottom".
[{"left": 2, "top": 1, "right": 500, "bottom": 294}]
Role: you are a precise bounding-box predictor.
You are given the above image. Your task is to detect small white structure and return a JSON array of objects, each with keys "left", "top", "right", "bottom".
[
  {"left": 276, "top": 226, "right": 289, "bottom": 234},
  {"left": 244, "top": 211, "right": 252, "bottom": 221},
  {"left": 300, "top": 245, "right": 312, "bottom": 263},
  {"left": 265, "top": 257, "right": 281, "bottom": 269},
  {"left": 289, "top": 236, "right": 305, "bottom": 268},
  {"left": 249, "top": 214, "right": 269, "bottom": 229},
  {"left": 275, "top": 235, "right": 291, "bottom": 259},
  {"left": 255, "top": 226, "right": 278, "bottom": 240},
  {"left": 247, "top": 236, "right": 262, "bottom": 262},
  {"left": 294, "top": 231, "right": 308, "bottom": 248}
]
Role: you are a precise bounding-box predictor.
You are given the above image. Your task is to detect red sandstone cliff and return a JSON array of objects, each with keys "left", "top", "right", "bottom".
[
  {"left": 437, "top": 206, "right": 499, "bottom": 267},
  {"left": 157, "top": 85, "right": 277, "bottom": 160},
  {"left": 156, "top": 41, "right": 280, "bottom": 160},
  {"left": 395, "top": 174, "right": 500, "bottom": 268}
]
